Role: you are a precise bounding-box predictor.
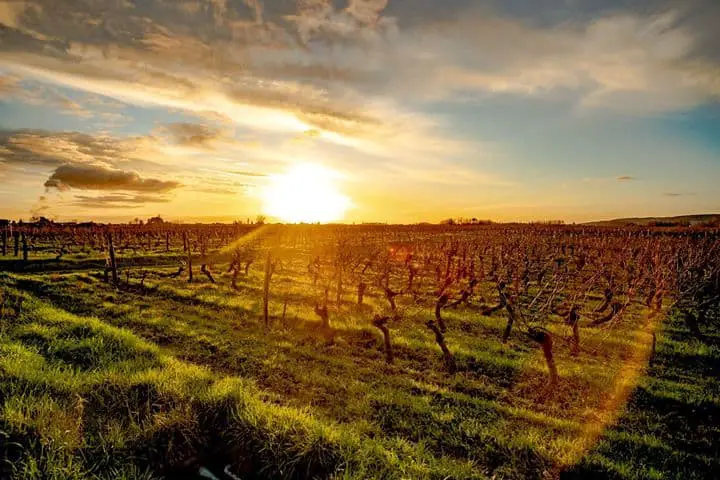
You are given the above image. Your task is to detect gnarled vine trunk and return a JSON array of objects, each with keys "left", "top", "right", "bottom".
[
  {"left": 435, "top": 294, "right": 448, "bottom": 333},
  {"left": 372, "top": 315, "right": 393, "bottom": 364},
  {"left": 357, "top": 282, "right": 366, "bottom": 305},
  {"left": 200, "top": 264, "right": 215, "bottom": 283},
  {"left": 105, "top": 232, "right": 118, "bottom": 285},
  {"left": 263, "top": 251, "right": 274, "bottom": 329},
  {"left": 426, "top": 320, "right": 456, "bottom": 373},
  {"left": 682, "top": 310, "right": 703, "bottom": 340},
  {"left": 528, "top": 328, "right": 558, "bottom": 387}
]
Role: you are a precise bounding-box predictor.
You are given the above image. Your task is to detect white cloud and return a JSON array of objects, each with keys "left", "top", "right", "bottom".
[{"left": 390, "top": 12, "right": 720, "bottom": 113}]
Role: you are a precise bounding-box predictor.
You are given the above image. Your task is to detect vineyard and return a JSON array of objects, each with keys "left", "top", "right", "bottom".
[{"left": 1, "top": 222, "right": 719, "bottom": 479}]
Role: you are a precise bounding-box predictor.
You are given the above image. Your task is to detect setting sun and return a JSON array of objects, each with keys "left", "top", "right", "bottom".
[{"left": 261, "top": 164, "right": 351, "bottom": 223}]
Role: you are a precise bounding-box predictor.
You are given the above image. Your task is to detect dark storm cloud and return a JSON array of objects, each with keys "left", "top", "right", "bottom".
[{"left": 44, "top": 164, "right": 180, "bottom": 192}]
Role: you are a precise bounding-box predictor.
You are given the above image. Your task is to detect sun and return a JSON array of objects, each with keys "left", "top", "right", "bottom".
[{"left": 261, "top": 164, "right": 351, "bottom": 223}]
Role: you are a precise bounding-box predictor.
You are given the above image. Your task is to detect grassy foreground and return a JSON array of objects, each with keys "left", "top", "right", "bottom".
[
  {"left": 0, "top": 282, "right": 443, "bottom": 480},
  {"left": 0, "top": 265, "right": 716, "bottom": 479}
]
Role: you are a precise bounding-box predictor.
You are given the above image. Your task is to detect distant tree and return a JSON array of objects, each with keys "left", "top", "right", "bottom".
[
  {"left": 255, "top": 215, "right": 267, "bottom": 225},
  {"left": 147, "top": 216, "right": 165, "bottom": 225},
  {"left": 29, "top": 216, "right": 52, "bottom": 226},
  {"left": 440, "top": 217, "right": 493, "bottom": 226}
]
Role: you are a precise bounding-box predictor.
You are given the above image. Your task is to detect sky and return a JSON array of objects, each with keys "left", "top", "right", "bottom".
[{"left": 0, "top": 0, "right": 719, "bottom": 224}]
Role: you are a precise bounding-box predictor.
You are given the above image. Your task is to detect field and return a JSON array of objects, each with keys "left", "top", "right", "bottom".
[{"left": 1, "top": 223, "right": 718, "bottom": 479}]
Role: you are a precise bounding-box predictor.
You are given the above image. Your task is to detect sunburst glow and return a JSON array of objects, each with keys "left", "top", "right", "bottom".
[{"left": 261, "top": 164, "right": 351, "bottom": 223}]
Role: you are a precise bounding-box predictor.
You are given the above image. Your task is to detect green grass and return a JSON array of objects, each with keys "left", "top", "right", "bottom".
[
  {"left": 1, "top": 258, "right": 716, "bottom": 479},
  {"left": 0, "top": 285, "right": 484, "bottom": 479},
  {"left": 563, "top": 312, "right": 720, "bottom": 479}
]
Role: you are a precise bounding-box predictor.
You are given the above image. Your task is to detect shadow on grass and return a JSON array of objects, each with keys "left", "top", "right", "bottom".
[
  {"left": 0, "top": 421, "right": 41, "bottom": 479},
  {"left": 0, "top": 254, "right": 184, "bottom": 274},
  {"left": 562, "top": 312, "right": 720, "bottom": 480}
]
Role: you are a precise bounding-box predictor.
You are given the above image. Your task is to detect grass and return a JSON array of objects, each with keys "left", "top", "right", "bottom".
[
  {"left": 0, "top": 252, "right": 185, "bottom": 274},
  {"left": 563, "top": 312, "right": 720, "bottom": 479},
  {"left": 1, "top": 285, "right": 474, "bottom": 479},
  {"left": 0, "top": 253, "right": 717, "bottom": 479}
]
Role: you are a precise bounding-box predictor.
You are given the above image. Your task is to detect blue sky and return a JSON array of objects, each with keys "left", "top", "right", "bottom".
[{"left": 0, "top": 0, "right": 718, "bottom": 223}]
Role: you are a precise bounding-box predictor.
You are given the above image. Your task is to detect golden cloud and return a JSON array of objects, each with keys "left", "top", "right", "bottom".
[{"left": 44, "top": 164, "right": 181, "bottom": 193}]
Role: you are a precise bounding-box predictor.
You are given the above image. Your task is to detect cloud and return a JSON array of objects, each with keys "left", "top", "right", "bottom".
[
  {"left": 616, "top": 175, "right": 636, "bottom": 181},
  {"left": 286, "top": 0, "right": 396, "bottom": 45},
  {"left": 663, "top": 192, "right": 696, "bottom": 197},
  {"left": 227, "top": 170, "right": 268, "bottom": 178},
  {"left": 189, "top": 187, "right": 243, "bottom": 195},
  {"left": 395, "top": 12, "right": 720, "bottom": 113},
  {"left": 0, "top": 76, "right": 95, "bottom": 118},
  {"left": 0, "top": 2, "right": 32, "bottom": 31},
  {"left": 74, "top": 194, "right": 171, "bottom": 204},
  {"left": 161, "top": 122, "right": 225, "bottom": 148},
  {"left": 0, "top": 75, "right": 130, "bottom": 126},
  {"left": 2, "top": 1, "right": 718, "bottom": 121},
  {"left": 71, "top": 193, "right": 172, "bottom": 209},
  {"left": 0, "top": 0, "right": 456, "bottom": 154},
  {"left": 0, "top": 74, "right": 21, "bottom": 94},
  {"left": 0, "top": 129, "right": 111, "bottom": 168},
  {"left": 30, "top": 200, "right": 51, "bottom": 219},
  {"left": 0, "top": 1, "right": 508, "bottom": 193},
  {"left": 44, "top": 164, "right": 180, "bottom": 193},
  {"left": 2, "top": 48, "right": 396, "bottom": 145},
  {"left": 194, "top": 167, "right": 268, "bottom": 179},
  {"left": 0, "top": 128, "right": 211, "bottom": 172},
  {"left": 0, "top": 127, "right": 275, "bottom": 200}
]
